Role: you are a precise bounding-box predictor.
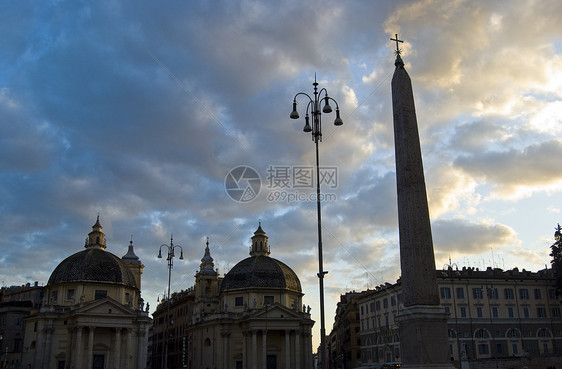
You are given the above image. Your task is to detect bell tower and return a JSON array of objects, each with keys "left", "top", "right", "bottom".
[{"left": 194, "top": 238, "right": 219, "bottom": 314}]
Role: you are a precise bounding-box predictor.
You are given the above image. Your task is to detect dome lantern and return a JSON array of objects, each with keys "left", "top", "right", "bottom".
[
  {"left": 250, "top": 222, "right": 270, "bottom": 257},
  {"left": 85, "top": 215, "right": 106, "bottom": 250}
]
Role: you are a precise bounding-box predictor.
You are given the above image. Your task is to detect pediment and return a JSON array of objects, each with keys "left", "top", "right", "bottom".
[
  {"left": 74, "top": 297, "right": 134, "bottom": 316},
  {"left": 250, "top": 303, "right": 304, "bottom": 319}
]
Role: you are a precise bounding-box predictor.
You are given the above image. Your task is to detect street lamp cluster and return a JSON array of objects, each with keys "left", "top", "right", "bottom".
[
  {"left": 157, "top": 236, "right": 184, "bottom": 369},
  {"left": 291, "top": 77, "right": 343, "bottom": 369}
]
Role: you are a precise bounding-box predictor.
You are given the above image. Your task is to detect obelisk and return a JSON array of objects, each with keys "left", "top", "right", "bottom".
[{"left": 390, "top": 34, "right": 455, "bottom": 369}]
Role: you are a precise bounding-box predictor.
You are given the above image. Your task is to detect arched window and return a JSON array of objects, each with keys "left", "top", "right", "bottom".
[
  {"left": 474, "top": 328, "right": 490, "bottom": 339},
  {"left": 506, "top": 328, "right": 521, "bottom": 338},
  {"left": 537, "top": 328, "right": 552, "bottom": 338},
  {"left": 204, "top": 338, "right": 211, "bottom": 346},
  {"left": 448, "top": 329, "right": 457, "bottom": 339}
]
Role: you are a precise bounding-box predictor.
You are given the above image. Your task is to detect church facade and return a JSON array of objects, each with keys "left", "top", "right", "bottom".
[
  {"left": 21, "top": 217, "right": 152, "bottom": 369},
  {"left": 150, "top": 224, "right": 315, "bottom": 369}
]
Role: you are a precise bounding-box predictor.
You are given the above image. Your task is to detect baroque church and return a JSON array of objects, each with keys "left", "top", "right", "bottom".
[
  {"left": 151, "top": 223, "right": 315, "bottom": 369},
  {"left": 21, "top": 217, "right": 152, "bottom": 369}
]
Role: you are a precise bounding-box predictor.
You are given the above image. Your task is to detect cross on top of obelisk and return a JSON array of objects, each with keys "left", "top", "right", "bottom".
[{"left": 390, "top": 33, "right": 404, "bottom": 55}]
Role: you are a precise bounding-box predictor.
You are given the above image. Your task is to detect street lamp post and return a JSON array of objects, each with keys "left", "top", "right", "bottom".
[
  {"left": 157, "top": 235, "right": 184, "bottom": 369},
  {"left": 291, "top": 76, "right": 343, "bottom": 369}
]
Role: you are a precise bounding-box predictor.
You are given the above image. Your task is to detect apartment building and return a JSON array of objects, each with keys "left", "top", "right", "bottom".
[{"left": 357, "top": 267, "right": 562, "bottom": 369}]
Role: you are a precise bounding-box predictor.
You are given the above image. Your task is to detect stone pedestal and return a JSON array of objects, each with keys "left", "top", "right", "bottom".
[{"left": 396, "top": 305, "right": 456, "bottom": 369}]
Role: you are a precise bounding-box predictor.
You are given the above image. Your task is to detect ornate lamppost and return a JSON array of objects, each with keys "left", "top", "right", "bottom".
[
  {"left": 157, "top": 235, "right": 184, "bottom": 369},
  {"left": 290, "top": 76, "right": 343, "bottom": 369}
]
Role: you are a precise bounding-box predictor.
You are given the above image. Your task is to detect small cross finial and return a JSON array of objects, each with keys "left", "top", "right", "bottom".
[
  {"left": 390, "top": 33, "right": 404, "bottom": 55},
  {"left": 206, "top": 237, "right": 209, "bottom": 247}
]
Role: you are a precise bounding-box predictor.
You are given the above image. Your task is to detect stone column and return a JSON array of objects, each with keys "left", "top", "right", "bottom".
[
  {"left": 285, "top": 330, "right": 291, "bottom": 369},
  {"left": 303, "top": 331, "right": 310, "bottom": 369},
  {"left": 295, "top": 330, "right": 300, "bottom": 369},
  {"left": 222, "top": 332, "right": 230, "bottom": 369},
  {"left": 74, "top": 326, "right": 83, "bottom": 369},
  {"left": 391, "top": 52, "right": 455, "bottom": 369},
  {"left": 67, "top": 328, "right": 73, "bottom": 367},
  {"left": 114, "top": 328, "right": 121, "bottom": 369},
  {"left": 125, "top": 328, "right": 132, "bottom": 369},
  {"left": 43, "top": 327, "right": 54, "bottom": 369},
  {"left": 35, "top": 325, "right": 45, "bottom": 369},
  {"left": 137, "top": 327, "right": 149, "bottom": 369},
  {"left": 87, "top": 327, "right": 95, "bottom": 369},
  {"left": 243, "top": 331, "right": 247, "bottom": 369},
  {"left": 262, "top": 330, "right": 267, "bottom": 369},
  {"left": 252, "top": 330, "right": 257, "bottom": 369}
]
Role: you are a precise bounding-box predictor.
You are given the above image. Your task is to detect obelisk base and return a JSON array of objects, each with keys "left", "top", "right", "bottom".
[{"left": 396, "top": 305, "right": 456, "bottom": 369}]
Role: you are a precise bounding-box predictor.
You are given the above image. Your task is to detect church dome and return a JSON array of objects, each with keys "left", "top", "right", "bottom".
[
  {"left": 48, "top": 249, "right": 138, "bottom": 288},
  {"left": 47, "top": 217, "right": 138, "bottom": 289},
  {"left": 220, "top": 255, "right": 301, "bottom": 292},
  {"left": 220, "top": 224, "right": 302, "bottom": 293}
]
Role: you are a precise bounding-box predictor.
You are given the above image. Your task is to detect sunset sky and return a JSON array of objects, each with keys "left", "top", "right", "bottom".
[{"left": 2, "top": 0, "right": 562, "bottom": 349}]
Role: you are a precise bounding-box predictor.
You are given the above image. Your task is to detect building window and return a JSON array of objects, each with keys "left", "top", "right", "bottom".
[
  {"left": 383, "top": 298, "right": 388, "bottom": 309},
  {"left": 476, "top": 307, "right": 484, "bottom": 318},
  {"left": 487, "top": 288, "right": 498, "bottom": 299},
  {"left": 551, "top": 307, "right": 561, "bottom": 317},
  {"left": 370, "top": 302, "right": 375, "bottom": 313},
  {"left": 504, "top": 288, "right": 514, "bottom": 299},
  {"left": 478, "top": 343, "right": 489, "bottom": 355},
  {"left": 460, "top": 306, "right": 467, "bottom": 318},
  {"left": 475, "top": 329, "right": 490, "bottom": 339},
  {"left": 473, "top": 288, "right": 483, "bottom": 299},
  {"left": 512, "top": 343, "right": 519, "bottom": 354},
  {"left": 67, "top": 289, "right": 75, "bottom": 300},
  {"left": 264, "top": 296, "right": 274, "bottom": 306},
  {"left": 361, "top": 305, "right": 364, "bottom": 315},
  {"left": 534, "top": 288, "right": 542, "bottom": 300},
  {"left": 508, "top": 306, "right": 515, "bottom": 318},
  {"left": 94, "top": 290, "right": 107, "bottom": 300},
  {"left": 549, "top": 288, "right": 556, "bottom": 300},
  {"left": 456, "top": 287, "right": 465, "bottom": 299},
  {"left": 537, "top": 307, "right": 547, "bottom": 318},
  {"left": 506, "top": 328, "right": 521, "bottom": 338},
  {"left": 391, "top": 296, "right": 396, "bottom": 306},
  {"left": 51, "top": 290, "right": 58, "bottom": 302},
  {"left": 440, "top": 287, "right": 451, "bottom": 299},
  {"left": 385, "top": 315, "right": 389, "bottom": 328},
  {"left": 522, "top": 307, "right": 530, "bottom": 318},
  {"left": 376, "top": 301, "right": 380, "bottom": 311},
  {"left": 491, "top": 307, "right": 499, "bottom": 318},
  {"left": 235, "top": 296, "right": 244, "bottom": 306},
  {"left": 519, "top": 288, "right": 529, "bottom": 300},
  {"left": 444, "top": 306, "right": 450, "bottom": 314}
]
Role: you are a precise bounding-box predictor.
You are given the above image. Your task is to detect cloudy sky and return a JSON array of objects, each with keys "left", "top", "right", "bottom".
[{"left": 2, "top": 0, "right": 562, "bottom": 349}]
